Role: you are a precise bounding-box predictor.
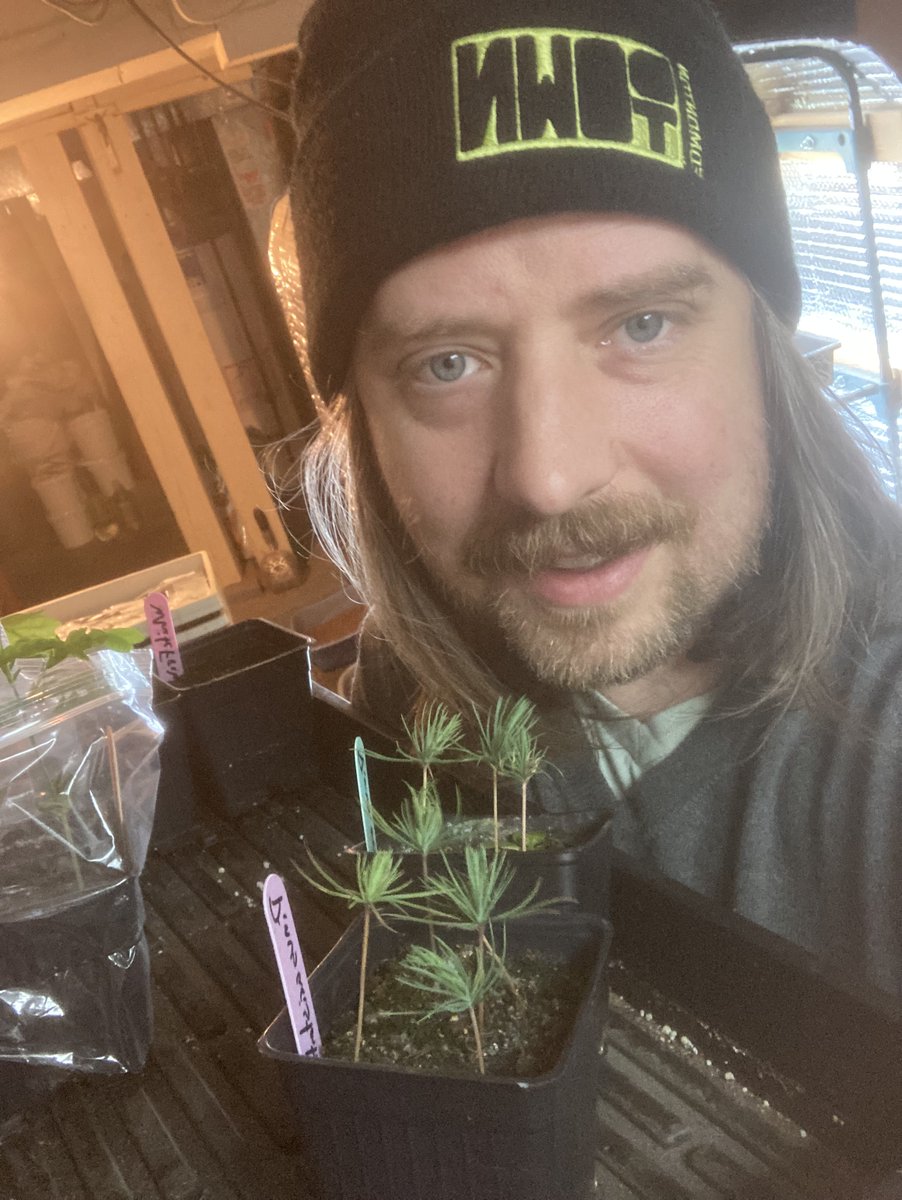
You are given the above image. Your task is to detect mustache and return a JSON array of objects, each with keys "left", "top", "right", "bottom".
[{"left": 460, "top": 493, "right": 696, "bottom": 578}]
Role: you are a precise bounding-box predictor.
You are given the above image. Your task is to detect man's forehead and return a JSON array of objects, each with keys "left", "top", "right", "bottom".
[{"left": 356, "top": 214, "right": 726, "bottom": 349}]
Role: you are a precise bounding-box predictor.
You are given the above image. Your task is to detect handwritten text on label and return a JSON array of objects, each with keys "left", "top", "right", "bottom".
[
  {"left": 263, "top": 873, "right": 321, "bottom": 1057},
  {"left": 144, "top": 592, "right": 184, "bottom": 682}
]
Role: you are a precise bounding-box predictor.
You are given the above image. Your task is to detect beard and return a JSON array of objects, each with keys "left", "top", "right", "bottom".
[{"left": 418, "top": 491, "right": 764, "bottom": 693}]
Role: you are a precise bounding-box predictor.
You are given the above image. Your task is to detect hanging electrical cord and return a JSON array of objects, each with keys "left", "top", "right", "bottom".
[
  {"left": 168, "top": 0, "right": 296, "bottom": 95},
  {"left": 170, "top": 0, "right": 247, "bottom": 25},
  {"left": 122, "top": 0, "right": 292, "bottom": 123},
  {"left": 40, "top": 0, "right": 109, "bottom": 26}
]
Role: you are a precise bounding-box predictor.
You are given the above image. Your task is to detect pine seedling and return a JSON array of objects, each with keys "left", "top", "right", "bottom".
[
  {"left": 394, "top": 937, "right": 503, "bottom": 1074},
  {"left": 405, "top": 702, "right": 465, "bottom": 789},
  {"left": 411, "top": 846, "right": 559, "bottom": 1017},
  {"left": 370, "top": 780, "right": 446, "bottom": 948},
  {"left": 501, "top": 723, "right": 546, "bottom": 852},
  {"left": 469, "top": 697, "right": 539, "bottom": 851},
  {"left": 296, "top": 849, "right": 425, "bottom": 1061},
  {"left": 370, "top": 780, "right": 446, "bottom": 867},
  {"left": 367, "top": 701, "right": 465, "bottom": 790}
]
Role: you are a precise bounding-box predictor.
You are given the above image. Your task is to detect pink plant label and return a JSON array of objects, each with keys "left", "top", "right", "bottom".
[
  {"left": 263, "top": 873, "right": 321, "bottom": 1057},
  {"left": 144, "top": 592, "right": 183, "bottom": 682}
]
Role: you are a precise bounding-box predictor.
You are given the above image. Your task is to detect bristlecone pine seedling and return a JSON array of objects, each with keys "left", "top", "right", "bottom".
[
  {"left": 370, "top": 779, "right": 447, "bottom": 949},
  {"left": 296, "top": 698, "right": 570, "bottom": 1075},
  {"left": 367, "top": 701, "right": 465, "bottom": 790},
  {"left": 297, "top": 849, "right": 425, "bottom": 1060},
  {"left": 469, "top": 697, "right": 540, "bottom": 851},
  {"left": 370, "top": 780, "right": 446, "bottom": 877},
  {"left": 411, "top": 845, "right": 560, "bottom": 1020},
  {"left": 499, "top": 720, "right": 546, "bottom": 852},
  {"left": 394, "top": 937, "right": 504, "bottom": 1074}
]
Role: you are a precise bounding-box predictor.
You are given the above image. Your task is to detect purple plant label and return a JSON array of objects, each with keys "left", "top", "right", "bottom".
[
  {"left": 263, "top": 873, "right": 321, "bottom": 1057},
  {"left": 144, "top": 592, "right": 184, "bottom": 681}
]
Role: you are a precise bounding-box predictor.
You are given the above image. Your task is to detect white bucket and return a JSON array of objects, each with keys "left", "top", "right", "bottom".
[
  {"left": 31, "top": 470, "right": 94, "bottom": 549},
  {"left": 68, "top": 409, "right": 120, "bottom": 460},
  {"left": 68, "top": 409, "right": 135, "bottom": 496},
  {"left": 86, "top": 451, "right": 134, "bottom": 497},
  {"left": 5, "top": 418, "right": 72, "bottom": 470}
]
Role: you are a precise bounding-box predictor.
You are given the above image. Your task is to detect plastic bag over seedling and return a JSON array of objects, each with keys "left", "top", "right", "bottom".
[
  {"left": 0, "top": 627, "right": 160, "bottom": 1074},
  {"left": 0, "top": 647, "right": 160, "bottom": 921}
]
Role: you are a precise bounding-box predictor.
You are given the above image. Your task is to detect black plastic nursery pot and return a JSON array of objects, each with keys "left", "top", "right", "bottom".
[
  {"left": 168, "top": 619, "right": 313, "bottom": 817},
  {"left": 417, "top": 813, "right": 613, "bottom": 917},
  {"left": 259, "top": 914, "right": 611, "bottom": 1200},
  {"left": 518, "top": 813, "right": 612, "bottom": 914},
  {"left": 150, "top": 681, "right": 198, "bottom": 851}
]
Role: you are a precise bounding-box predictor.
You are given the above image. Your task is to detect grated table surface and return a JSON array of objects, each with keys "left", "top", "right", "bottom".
[{"left": 0, "top": 785, "right": 891, "bottom": 1200}]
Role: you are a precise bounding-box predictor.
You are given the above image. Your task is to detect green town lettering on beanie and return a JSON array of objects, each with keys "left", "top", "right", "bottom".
[
  {"left": 290, "top": 0, "right": 801, "bottom": 404},
  {"left": 452, "top": 29, "right": 704, "bottom": 178}
]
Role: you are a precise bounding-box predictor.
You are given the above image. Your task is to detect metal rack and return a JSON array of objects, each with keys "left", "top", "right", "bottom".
[{"left": 740, "top": 40, "right": 902, "bottom": 488}]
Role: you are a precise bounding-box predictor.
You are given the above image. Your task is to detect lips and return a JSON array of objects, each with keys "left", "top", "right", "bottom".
[{"left": 526, "top": 546, "right": 652, "bottom": 607}]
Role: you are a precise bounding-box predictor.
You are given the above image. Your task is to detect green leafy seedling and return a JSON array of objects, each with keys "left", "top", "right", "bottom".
[
  {"left": 295, "top": 849, "right": 426, "bottom": 1061},
  {"left": 0, "top": 612, "right": 142, "bottom": 685},
  {"left": 0, "top": 612, "right": 142, "bottom": 889},
  {"left": 394, "top": 937, "right": 504, "bottom": 1074},
  {"left": 469, "top": 697, "right": 539, "bottom": 851}
]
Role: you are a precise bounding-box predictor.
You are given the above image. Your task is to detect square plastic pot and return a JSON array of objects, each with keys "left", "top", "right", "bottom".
[
  {"left": 414, "top": 814, "right": 613, "bottom": 917},
  {"left": 259, "top": 914, "right": 611, "bottom": 1200},
  {"left": 168, "top": 620, "right": 314, "bottom": 817},
  {"left": 150, "top": 682, "right": 198, "bottom": 851}
]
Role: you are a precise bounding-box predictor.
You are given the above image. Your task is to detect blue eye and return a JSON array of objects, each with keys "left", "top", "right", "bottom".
[
  {"left": 623, "top": 312, "right": 665, "bottom": 343},
  {"left": 428, "top": 352, "right": 469, "bottom": 382}
]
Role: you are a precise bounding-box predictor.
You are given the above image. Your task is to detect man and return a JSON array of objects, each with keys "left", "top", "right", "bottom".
[{"left": 288, "top": 0, "right": 902, "bottom": 995}]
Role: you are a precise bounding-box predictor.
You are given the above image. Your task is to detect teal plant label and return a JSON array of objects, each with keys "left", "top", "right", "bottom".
[
  {"left": 354, "top": 736, "right": 377, "bottom": 852},
  {"left": 144, "top": 592, "right": 183, "bottom": 682},
  {"left": 451, "top": 27, "right": 704, "bottom": 178},
  {"left": 263, "top": 873, "right": 321, "bottom": 1057}
]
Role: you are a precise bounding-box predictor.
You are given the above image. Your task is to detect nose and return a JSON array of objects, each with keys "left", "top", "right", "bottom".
[{"left": 491, "top": 341, "right": 620, "bottom": 517}]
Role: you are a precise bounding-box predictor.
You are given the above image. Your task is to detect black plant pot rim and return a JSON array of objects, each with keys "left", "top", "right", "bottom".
[
  {"left": 344, "top": 812, "right": 613, "bottom": 859},
  {"left": 166, "top": 620, "right": 312, "bottom": 692}
]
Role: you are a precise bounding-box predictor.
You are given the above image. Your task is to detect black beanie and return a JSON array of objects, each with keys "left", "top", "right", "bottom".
[{"left": 290, "top": 0, "right": 801, "bottom": 404}]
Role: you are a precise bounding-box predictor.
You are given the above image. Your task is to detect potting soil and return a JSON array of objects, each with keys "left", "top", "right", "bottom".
[{"left": 324, "top": 944, "right": 591, "bottom": 1076}]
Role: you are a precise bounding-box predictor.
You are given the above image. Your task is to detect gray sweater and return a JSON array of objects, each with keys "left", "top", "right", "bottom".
[{"left": 353, "top": 622, "right": 902, "bottom": 998}]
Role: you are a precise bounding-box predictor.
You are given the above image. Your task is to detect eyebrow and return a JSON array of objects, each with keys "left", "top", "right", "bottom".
[
  {"left": 358, "top": 261, "right": 717, "bottom": 354},
  {"left": 358, "top": 314, "right": 490, "bottom": 355},
  {"left": 563, "top": 262, "right": 717, "bottom": 321}
]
